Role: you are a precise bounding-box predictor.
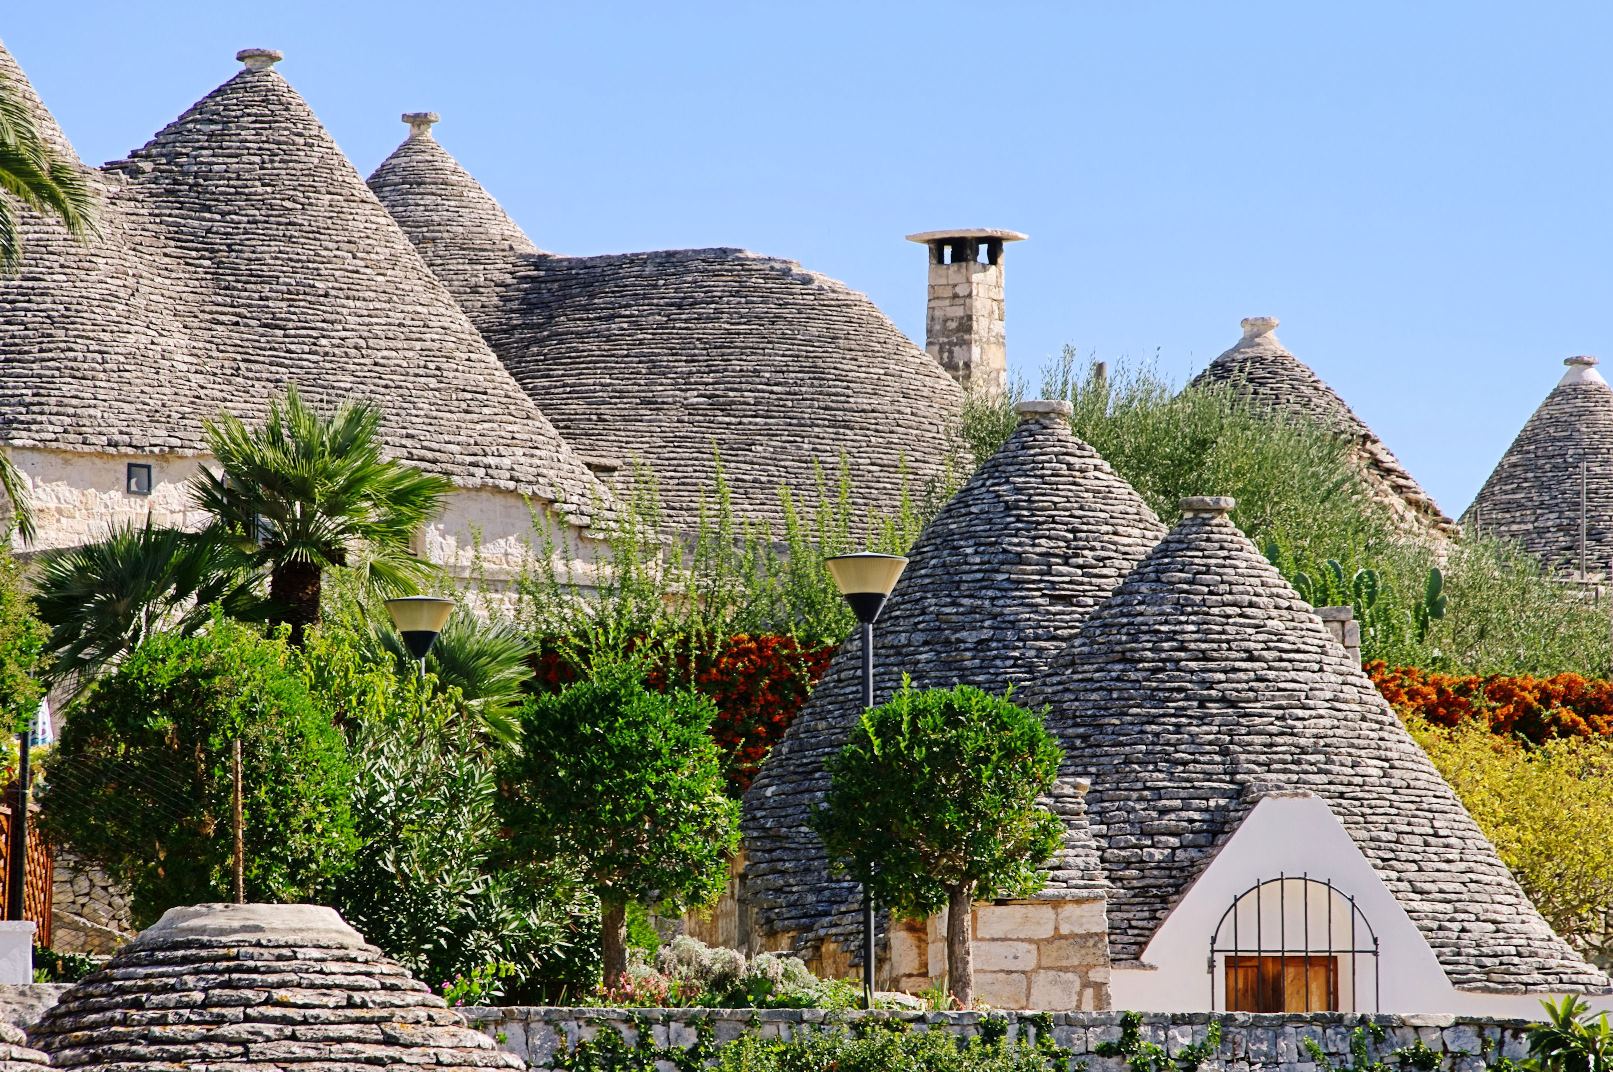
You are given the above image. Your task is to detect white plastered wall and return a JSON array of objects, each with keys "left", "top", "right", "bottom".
[
  {"left": 4, "top": 447, "right": 605, "bottom": 599},
  {"left": 1111, "top": 792, "right": 1612, "bottom": 1016}
]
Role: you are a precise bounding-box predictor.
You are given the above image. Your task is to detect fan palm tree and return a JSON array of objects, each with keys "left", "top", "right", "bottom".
[
  {"left": 33, "top": 522, "right": 261, "bottom": 685},
  {"left": 190, "top": 387, "right": 451, "bottom": 642},
  {"left": 360, "top": 609, "right": 530, "bottom": 746},
  {"left": 0, "top": 71, "right": 98, "bottom": 539}
]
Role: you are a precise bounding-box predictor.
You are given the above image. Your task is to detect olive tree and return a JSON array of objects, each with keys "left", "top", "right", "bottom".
[
  {"left": 812, "top": 683, "right": 1063, "bottom": 1008},
  {"left": 500, "top": 659, "right": 739, "bottom": 988}
]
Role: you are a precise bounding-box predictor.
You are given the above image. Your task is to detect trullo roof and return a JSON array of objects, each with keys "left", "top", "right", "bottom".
[
  {"left": 0, "top": 45, "right": 609, "bottom": 527},
  {"left": 368, "top": 119, "right": 965, "bottom": 535},
  {"left": 30, "top": 903, "right": 523, "bottom": 1072},
  {"left": 1038, "top": 496, "right": 1606, "bottom": 993},
  {"left": 1192, "top": 317, "right": 1457, "bottom": 538},
  {"left": 1465, "top": 355, "right": 1613, "bottom": 574},
  {"left": 742, "top": 401, "right": 1165, "bottom": 961}
]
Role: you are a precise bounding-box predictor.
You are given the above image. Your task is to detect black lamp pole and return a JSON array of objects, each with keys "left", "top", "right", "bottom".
[{"left": 823, "top": 552, "right": 908, "bottom": 1012}]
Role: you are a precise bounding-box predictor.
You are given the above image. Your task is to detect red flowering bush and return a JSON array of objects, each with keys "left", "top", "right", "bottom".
[
  {"left": 1368, "top": 661, "right": 1613, "bottom": 741},
  {"left": 531, "top": 633, "right": 834, "bottom": 795}
]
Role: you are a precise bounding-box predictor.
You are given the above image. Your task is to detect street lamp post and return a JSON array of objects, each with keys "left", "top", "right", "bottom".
[
  {"left": 824, "top": 551, "right": 908, "bottom": 1011},
  {"left": 384, "top": 595, "right": 456, "bottom": 676}
]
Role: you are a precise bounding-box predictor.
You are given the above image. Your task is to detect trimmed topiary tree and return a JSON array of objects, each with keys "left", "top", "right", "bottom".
[
  {"left": 37, "top": 618, "right": 355, "bottom": 925},
  {"left": 812, "top": 683, "right": 1064, "bottom": 1008},
  {"left": 500, "top": 659, "right": 739, "bottom": 988}
]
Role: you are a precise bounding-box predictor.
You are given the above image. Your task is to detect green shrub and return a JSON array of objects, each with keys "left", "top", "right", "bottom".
[
  {"left": 38, "top": 618, "right": 355, "bottom": 926},
  {"left": 812, "top": 683, "right": 1063, "bottom": 1008},
  {"left": 0, "top": 545, "right": 44, "bottom": 757},
  {"left": 501, "top": 659, "right": 739, "bottom": 989}
]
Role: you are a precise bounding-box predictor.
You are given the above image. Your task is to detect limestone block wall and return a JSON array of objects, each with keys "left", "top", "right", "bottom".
[
  {"left": 49, "top": 850, "right": 132, "bottom": 956},
  {"left": 462, "top": 1008, "right": 1536, "bottom": 1072},
  {"left": 887, "top": 898, "right": 1110, "bottom": 1010}
]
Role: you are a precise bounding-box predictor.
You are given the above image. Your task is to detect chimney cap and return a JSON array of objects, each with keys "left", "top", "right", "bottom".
[
  {"left": 1015, "top": 399, "right": 1072, "bottom": 423},
  {"left": 236, "top": 48, "right": 284, "bottom": 71},
  {"left": 1566, "top": 355, "right": 1600, "bottom": 367},
  {"left": 1180, "top": 495, "right": 1236, "bottom": 518},
  {"left": 906, "top": 228, "right": 1028, "bottom": 245},
  {"left": 402, "top": 112, "right": 440, "bottom": 139}
]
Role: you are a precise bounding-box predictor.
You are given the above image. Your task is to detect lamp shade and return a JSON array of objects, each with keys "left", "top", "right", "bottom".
[
  {"left": 384, "top": 596, "right": 455, "bottom": 660},
  {"left": 825, "top": 552, "right": 908, "bottom": 624}
]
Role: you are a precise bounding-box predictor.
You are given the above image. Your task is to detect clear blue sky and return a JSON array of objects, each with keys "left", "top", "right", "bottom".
[{"left": 5, "top": 2, "right": 1608, "bottom": 515}]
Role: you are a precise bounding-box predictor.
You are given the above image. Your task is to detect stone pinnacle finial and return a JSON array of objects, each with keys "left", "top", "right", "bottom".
[
  {"left": 237, "top": 48, "right": 283, "bottom": 72},
  {"left": 1240, "top": 316, "right": 1279, "bottom": 340},
  {"left": 1566, "top": 355, "right": 1599, "bottom": 367},
  {"left": 1180, "top": 495, "right": 1236, "bottom": 519},
  {"left": 403, "top": 112, "right": 440, "bottom": 140},
  {"left": 1015, "top": 399, "right": 1073, "bottom": 424}
]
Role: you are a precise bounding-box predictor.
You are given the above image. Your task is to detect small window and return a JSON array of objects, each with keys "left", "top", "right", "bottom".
[
  {"left": 126, "top": 463, "right": 153, "bottom": 496},
  {"left": 1225, "top": 955, "right": 1337, "bottom": 1012}
]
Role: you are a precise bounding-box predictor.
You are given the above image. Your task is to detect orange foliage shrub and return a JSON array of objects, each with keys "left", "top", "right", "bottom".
[{"left": 1368, "top": 661, "right": 1613, "bottom": 741}]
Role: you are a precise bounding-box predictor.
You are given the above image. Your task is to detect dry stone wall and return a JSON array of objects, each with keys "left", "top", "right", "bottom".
[
  {"left": 49, "top": 851, "right": 132, "bottom": 956},
  {"left": 462, "top": 1008, "right": 1535, "bottom": 1072}
]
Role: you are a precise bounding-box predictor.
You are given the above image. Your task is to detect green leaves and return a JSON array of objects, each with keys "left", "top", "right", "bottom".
[
  {"left": 0, "top": 70, "right": 97, "bottom": 276},
  {"left": 500, "top": 658, "right": 740, "bottom": 914},
  {"left": 811, "top": 683, "right": 1064, "bottom": 918},
  {"left": 191, "top": 385, "right": 452, "bottom": 633},
  {"left": 1528, "top": 996, "right": 1613, "bottom": 1072}
]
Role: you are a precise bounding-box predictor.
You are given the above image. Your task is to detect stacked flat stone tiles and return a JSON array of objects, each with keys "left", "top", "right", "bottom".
[
  {"left": 1465, "top": 356, "right": 1613, "bottom": 575},
  {"left": 0, "top": 45, "right": 609, "bottom": 529},
  {"left": 0, "top": 1024, "right": 47, "bottom": 1072},
  {"left": 742, "top": 402, "right": 1164, "bottom": 971},
  {"left": 1191, "top": 318, "right": 1458, "bottom": 538},
  {"left": 366, "top": 114, "right": 540, "bottom": 323},
  {"left": 368, "top": 132, "right": 966, "bottom": 536},
  {"left": 1039, "top": 497, "right": 1606, "bottom": 993},
  {"left": 31, "top": 903, "right": 522, "bottom": 1072}
]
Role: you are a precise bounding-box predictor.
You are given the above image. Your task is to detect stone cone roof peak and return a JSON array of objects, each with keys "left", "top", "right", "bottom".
[
  {"left": 367, "top": 112, "right": 545, "bottom": 320},
  {"left": 235, "top": 48, "right": 283, "bottom": 71},
  {"left": 1467, "top": 354, "right": 1613, "bottom": 571},
  {"left": 742, "top": 414, "right": 1165, "bottom": 963},
  {"left": 32, "top": 903, "right": 522, "bottom": 1072},
  {"left": 1040, "top": 508, "right": 1607, "bottom": 992},
  {"left": 0, "top": 48, "right": 610, "bottom": 527},
  {"left": 0, "top": 37, "right": 78, "bottom": 162},
  {"left": 1561, "top": 354, "right": 1605, "bottom": 387},
  {"left": 1191, "top": 315, "right": 1458, "bottom": 538}
]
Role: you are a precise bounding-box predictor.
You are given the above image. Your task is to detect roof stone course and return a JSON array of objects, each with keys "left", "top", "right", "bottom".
[
  {"left": 0, "top": 45, "right": 610, "bottom": 527},
  {"left": 1039, "top": 499, "right": 1607, "bottom": 993},
  {"left": 31, "top": 903, "right": 523, "bottom": 1072},
  {"left": 1191, "top": 317, "right": 1458, "bottom": 538},
  {"left": 368, "top": 128, "right": 965, "bottom": 534},
  {"left": 1465, "top": 355, "right": 1613, "bottom": 574},
  {"left": 742, "top": 402, "right": 1165, "bottom": 962}
]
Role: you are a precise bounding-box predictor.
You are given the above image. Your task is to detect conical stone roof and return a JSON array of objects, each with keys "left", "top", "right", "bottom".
[
  {"left": 31, "top": 903, "right": 522, "bottom": 1072},
  {"left": 1039, "top": 496, "right": 1606, "bottom": 993},
  {"left": 368, "top": 125, "right": 965, "bottom": 535},
  {"left": 365, "top": 113, "right": 540, "bottom": 322},
  {"left": 0, "top": 38, "right": 76, "bottom": 161},
  {"left": 1192, "top": 317, "right": 1457, "bottom": 538},
  {"left": 742, "top": 401, "right": 1165, "bottom": 962},
  {"left": 1465, "top": 356, "right": 1613, "bottom": 574},
  {"left": 0, "top": 47, "right": 608, "bottom": 526}
]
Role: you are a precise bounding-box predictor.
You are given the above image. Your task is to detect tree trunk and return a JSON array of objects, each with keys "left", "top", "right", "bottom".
[
  {"left": 600, "top": 898, "right": 629, "bottom": 991},
  {"left": 269, "top": 561, "right": 322, "bottom": 646},
  {"left": 946, "top": 884, "right": 974, "bottom": 1009}
]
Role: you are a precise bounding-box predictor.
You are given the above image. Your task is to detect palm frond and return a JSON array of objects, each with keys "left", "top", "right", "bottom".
[
  {"left": 0, "top": 73, "right": 98, "bottom": 274},
  {"left": 0, "top": 450, "right": 35, "bottom": 542}
]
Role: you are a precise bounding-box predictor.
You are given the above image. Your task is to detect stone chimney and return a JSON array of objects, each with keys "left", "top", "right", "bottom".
[
  {"left": 906, "top": 228, "right": 1026, "bottom": 395},
  {"left": 1317, "top": 606, "right": 1363, "bottom": 665}
]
